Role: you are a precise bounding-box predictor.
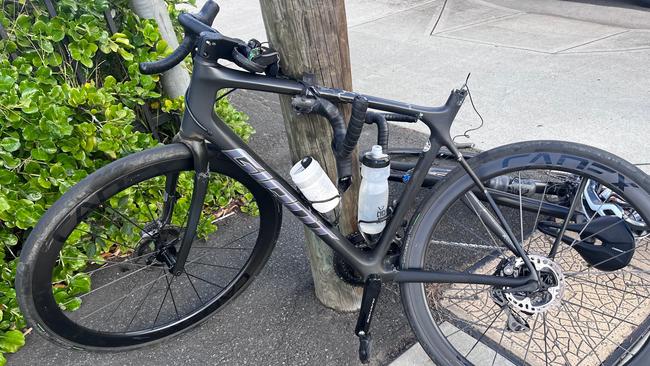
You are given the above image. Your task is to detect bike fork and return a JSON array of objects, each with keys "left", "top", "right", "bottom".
[
  {"left": 355, "top": 274, "right": 382, "bottom": 364},
  {"left": 170, "top": 138, "right": 210, "bottom": 276}
]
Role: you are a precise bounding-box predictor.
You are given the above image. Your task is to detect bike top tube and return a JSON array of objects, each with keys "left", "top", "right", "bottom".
[{"left": 190, "top": 59, "right": 462, "bottom": 136}]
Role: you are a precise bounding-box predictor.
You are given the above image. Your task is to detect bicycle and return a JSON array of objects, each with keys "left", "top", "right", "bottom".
[{"left": 15, "top": 2, "right": 650, "bottom": 365}]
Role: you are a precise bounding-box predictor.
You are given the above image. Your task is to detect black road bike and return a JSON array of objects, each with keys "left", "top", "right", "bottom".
[{"left": 16, "top": 2, "right": 650, "bottom": 365}]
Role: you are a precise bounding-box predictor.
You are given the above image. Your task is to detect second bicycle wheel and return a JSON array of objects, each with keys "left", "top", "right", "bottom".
[
  {"left": 16, "top": 143, "right": 281, "bottom": 350},
  {"left": 401, "top": 141, "right": 650, "bottom": 366}
]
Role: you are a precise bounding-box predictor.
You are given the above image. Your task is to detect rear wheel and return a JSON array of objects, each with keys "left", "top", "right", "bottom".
[
  {"left": 401, "top": 141, "right": 650, "bottom": 365},
  {"left": 16, "top": 144, "right": 281, "bottom": 350}
]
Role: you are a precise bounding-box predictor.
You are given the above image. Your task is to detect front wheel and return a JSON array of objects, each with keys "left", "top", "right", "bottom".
[
  {"left": 16, "top": 144, "right": 281, "bottom": 350},
  {"left": 401, "top": 141, "right": 650, "bottom": 366}
]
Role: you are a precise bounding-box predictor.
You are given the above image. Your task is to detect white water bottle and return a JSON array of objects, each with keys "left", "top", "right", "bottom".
[
  {"left": 358, "top": 145, "right": 390, "bottom": 235},
  {"left": 290, "top": 157, "right": 340, "bottom": 213}
]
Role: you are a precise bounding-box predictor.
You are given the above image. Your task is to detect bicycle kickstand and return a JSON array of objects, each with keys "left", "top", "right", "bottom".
[{"left": 355, "top": 274, "right": 382, "bottom": 364}]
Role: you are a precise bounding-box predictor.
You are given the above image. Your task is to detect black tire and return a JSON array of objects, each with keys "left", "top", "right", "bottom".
[
  {"left": 16, "top": 143, "right": 281, "bottom": 351},
  {"left": 400, "top": 141, "right": 650, "bottom": 365}
]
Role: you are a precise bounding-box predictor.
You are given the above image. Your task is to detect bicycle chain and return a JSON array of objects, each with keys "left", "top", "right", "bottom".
[{"left": 430, "top": 239, "right": 503, "bottom": 252}]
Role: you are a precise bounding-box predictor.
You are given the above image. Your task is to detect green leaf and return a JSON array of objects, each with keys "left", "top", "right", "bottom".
[
  {"left": 31, "top": 148, "right": 51, "bottom": 162},
  {"left": 47, "top": 18, "right": 66, "bottom": 42},
  {"left": 49, "top": 164, "right": 66, "bottom": 179},
  {"left": 15, "top": 14, "right": 31, "bottom": 29},
  {"left": 39, "top": 40, "right": 54, "bottom": 54},
  {"left": 0, "top": 232, "right": 17, "bottom": 247},
  {"left": 0, "top": 154, "right": 20, "bottom": 169},
  {"left": 0, "top": 170, "right": 13, "bottom": 185},
  {"left": 0, "top": 137, "right": 20, "bottom": 153},
  {"left": 63, "top": 297, "right": 81, "bottom": 311},
  {"left": 0, "top": 75, "right": 14, "bottom": 93},
  {"left": 79, "top": 56, "right": 93, "bottom": 69},
  {"left": 47, "top": 52, "right": 63, "bottom": 66},
  {"left": 15, "top": 207, "right": 38, "bottom": 229},
  {"left": 0, "top": 196, "right": 9, "bottom": 213},
  {"left": 24, "top": 189, "right": 42, "bottom": 202},
  {"left": 22, "top": 125, "right": 40, "bottom": 141},
  {"left": 69, "top": 274, "right": 91, "bottom": 295},
  {"left": 103, "top": 75, "right": 116, "bottom": 88},
  {"left": 0, "top": 330, "right": 25, "bottom": 353},
  {"left": 117, "top": 48, "right": 133, "bottom": 61}
]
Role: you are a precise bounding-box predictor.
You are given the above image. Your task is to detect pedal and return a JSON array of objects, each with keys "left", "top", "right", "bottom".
[
  {"left": 355, "top": 274, "right": 382, "bottom": 364},
  {"left": 358, "top": 333, "right": 373, "bottom": 364}
]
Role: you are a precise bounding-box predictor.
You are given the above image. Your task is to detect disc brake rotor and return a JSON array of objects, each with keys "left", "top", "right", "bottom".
[{"left": 504, "top": 255, "right": 566, "bottom": 314}]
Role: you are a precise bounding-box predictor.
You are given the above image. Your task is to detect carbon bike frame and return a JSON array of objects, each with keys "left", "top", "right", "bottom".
[{"left": 169, "top": 56, "right": 536, "bottom": 288}]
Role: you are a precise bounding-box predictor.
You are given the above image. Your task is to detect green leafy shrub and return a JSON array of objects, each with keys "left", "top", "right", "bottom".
[{"left": 0, "top": 0, "right": 254, "bottom": 362}]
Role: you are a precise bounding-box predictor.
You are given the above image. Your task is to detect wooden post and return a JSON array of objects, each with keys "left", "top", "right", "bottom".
[{"left": 259, "top": 0, "right": 362, "bottom": 311}]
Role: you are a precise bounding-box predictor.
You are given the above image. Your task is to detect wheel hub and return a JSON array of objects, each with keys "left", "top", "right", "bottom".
[
  {"left": 132, "top": 223, "right": 182, "bottom": 268},
  {"left": 504, "top": 255, "right": 566, "bottom": 314}
]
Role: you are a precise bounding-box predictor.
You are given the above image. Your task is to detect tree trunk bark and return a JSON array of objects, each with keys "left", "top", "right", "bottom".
[
  {"left": 259, "top": 0, "right": 362, "bottom": 311},
  {"left": 129, "top": 0, "right": 190, "bottom": 98}
]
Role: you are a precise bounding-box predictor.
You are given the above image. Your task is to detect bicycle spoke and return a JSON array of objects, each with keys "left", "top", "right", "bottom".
[
  {"left": 185, "top": 272, "right": 203, "bottom": 303},
  {"left": 103, "top": 205, "right": 153, "bottom": 240},
  {"left": 54, "top": 253, "right": 154, "bottom": 284},
  {"left": 462, "top": 193, "right": 510, "bottom": 259},
  {"left": 441, "top": 308, "right": 503, "bottom": 339},
  {"left": 564, "top": 235, "right": 650, "bottom": 277},
  {"left": 441, "top": 212, "right": 509, "bottom": 258},
  {"left": 191, "top": 246, "right": 249, "bottom": 251},
  {"left": 189, "top": 261, "right": 241, "bottom": 270},
  {"left": 69, "top": 228, "right": 134, "bottom": 251},
  {"left": 165, "top": 275, "right": 179, "bottom": 320},
  {"left": 60, "top": 262, "right": 157, "bottom": 308},
  {"left": 136, "top": 182, "right": 159, "bottom": 223},
  {"left": 555, "top": 303, "right": 602, "bottom": 366},
  {"left": 567, "top": 276, "right": 650, "bottom": 300},
  {"left": 525, "top": 174, "right": 555, "bottom": 253},
  {"left": 552, "top": 199, "right": 615, "bottom": 259},
  {"left": 549, "top": 177, "right": 587, "bottom": 258},
  {"left": 107, "top": 279, "right": 139, "bottom": 321},
  {"left": 561, "top": 299, "right": 638, "bottom": 326},
  {"left": 565, "top": 268, "right": 650, "bottom": 277},
  {"left": 542, "top": 314, "right": 549, "bottom": 366},
  {"left": 80, "top": 269, "right": 167, "bottom": 321},
  {"left": 521, "top": 313, "right": 540, "bottom": 365},
  {"left": 125, "top": 272, "right": 164, "bottom": 331},
  {"left": 152, "top": 273, "right": 171, "bottom": 327},
  {"left": 185, "top": 270, "right": 224, "bottom": 288},
  {"left": 518, "top": 171, "right": 525, "bottom": 247},
  {"left": 464, "top": 307, "right": 504, "bottom": 358}
]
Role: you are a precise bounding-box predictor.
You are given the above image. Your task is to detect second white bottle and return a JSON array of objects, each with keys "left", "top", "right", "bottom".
[{"left": 358, "top": 145, "right": 390, "bottom": 235}]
